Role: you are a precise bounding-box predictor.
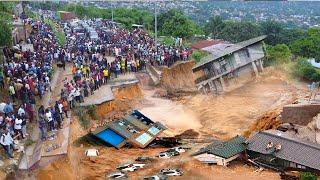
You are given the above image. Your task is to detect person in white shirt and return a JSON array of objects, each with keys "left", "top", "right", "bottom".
[
  {"left": 18, "top": 105, "right": 25, "bottom": 117},
  {"left": 0, "top": 129, "right": 14, "bottom": 158},
  {"left": 45, "top": 109, "right": 54, "bottom": 131},
  {"left": 14, "top": 116, "right": 23, "bottom": 139},
  {"left": 58, "top": 102, "right": 64, "bottom": 121}
]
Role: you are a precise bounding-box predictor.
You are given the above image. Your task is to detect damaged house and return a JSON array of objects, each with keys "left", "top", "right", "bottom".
[
  {"left": 192, "top": 35, "right": 266, "bottom": 94},
  {"left": 91, "top": 110, "right": 166, "bottom": 149},
  {"left": 246, "top": 130, "right": 320, "bottom": 174},
  {"left": 193, "top": 136, "right": 246, "bottom": 166}
]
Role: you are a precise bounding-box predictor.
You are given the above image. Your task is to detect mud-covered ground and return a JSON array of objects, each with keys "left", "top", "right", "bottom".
[{"left": 32, "top": 66, "right": 307, "bottom": 180}]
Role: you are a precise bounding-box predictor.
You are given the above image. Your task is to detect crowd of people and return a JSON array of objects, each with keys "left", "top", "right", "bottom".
[
  {"left": 0, "top": 15, "right": 192, "bottom": 159},
  {"left": 0, "top": 18, "right": 58, "bottom": 158}
]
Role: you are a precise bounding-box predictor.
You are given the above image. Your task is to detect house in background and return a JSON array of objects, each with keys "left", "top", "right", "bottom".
[
  {"left": 193, "top": 136, "right": 246, "bottom": 166},
  {"left": 246, "top": 130, "right": 320, "bottom": 174},
  {"left": 57, "top": 11, "right": 76, "bottom": 21},
  {"left": 92, "top": 110, "right": 166, "bottom": 149},
  {"left": 192, "top": 35, "right": 266, "bottom": 94}
]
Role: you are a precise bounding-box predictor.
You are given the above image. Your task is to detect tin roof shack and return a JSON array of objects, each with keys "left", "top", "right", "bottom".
[
  {"left": 246, "top": 130, "right": 320, "bottom": 174},
  {"left": 58, "top": 11, "right": 76, "bottom": 21},
  {"left": 192, "top": 35, "right": 266, "bottom": 94},
  {"left": 193, "top": 136, "right": 246, "bottom": 166},
  {"left": 92, "top": 110, "right": 166, "bottom": 149}
]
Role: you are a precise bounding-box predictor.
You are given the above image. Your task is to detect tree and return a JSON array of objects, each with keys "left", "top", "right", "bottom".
[
  {"left": 161, "top": 10, "right": 200, "bottom": 39},
  {"left": 291, "top": 28, "right": 320, "bottom": 60},
  {"left": 204, "top": 16, "right": 226, "bottom": 39},
  {"left": 157, "top": 9, "right": 178, "bottom": 32},
  {"left": 266, "top": 44, "right": 292, "bottom": 65},
  {"left": 260, "top": 21, "right": 284, "bottom": 45},
  {"left": 0, "top": 2, "right": 13, "bottom": 47},
  {"left": 219, "top": 21, "right": 262, "bottom": 43}
]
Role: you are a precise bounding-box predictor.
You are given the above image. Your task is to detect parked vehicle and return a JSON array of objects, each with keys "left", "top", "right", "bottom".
[
  {"left": 117, "top": 164, "right": 137, "bottom": 172},
  {"left": 117, "top": 163, "right": 145, "bottom": 172},
  {"left": 160, "top": 169, "right": 183, "bottom": 176},
  {"left": 135, "top": 156, "right": 154, "bottom": 162},
  {"left": 144, "top": 174, "right": 168, "bottom": 180},
  {"left": 168, "top": 147, "right": 189, "bottom": 153},
  {"left": 132, "top": 163, "right": 146, "bottom": 169},
  {"left": 106, "top": 171, "right": 127, "bottom": 179},
  {"left": 157, "top": 152, "right": 173, "bottom": 159}
]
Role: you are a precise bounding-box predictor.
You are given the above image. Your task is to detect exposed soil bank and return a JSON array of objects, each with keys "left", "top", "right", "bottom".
[{"left": 159, "top": 61, "right": 197, "bottom": 94}]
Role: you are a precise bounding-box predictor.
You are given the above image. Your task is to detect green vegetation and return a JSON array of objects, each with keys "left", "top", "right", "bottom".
[
  {"left": 291, "top": 28, "right": 320, "bottom": 61},
  {"left": 192, "top": 50, "right": 208, "bottom": 63},
  {"left": 157, "top": 9, "right": 201, "bottom": 39},
  {"left": 44, "top": 18, "right": 66, "bottom": 46},
  {"left": 265, "top": 44, "right": 292, "bottom": 66},
  {"left": 25, "top": 138, "right": 35, "bottom": 146},
  {"left": 160, "top": 36, "right": 175, "bottom": 46},
  {"left": 0, "top": 2, "right": 13, "bottom": 47},
  {"left": 292, "top": 58, "right": 320, "bottom": 82},
  {"left": 87, "top": 105, "right": 96, "bottom": 119},
  {"left": 300, "top": 172, "right": 317, "bottom": 180},
  {"left": 76, "top": 106, "right": 89, "bottom": 129}
]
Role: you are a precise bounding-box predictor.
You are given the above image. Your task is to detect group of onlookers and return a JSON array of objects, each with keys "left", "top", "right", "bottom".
[{"left": 1, "top": 14, "right": 193, "bottom": 159}]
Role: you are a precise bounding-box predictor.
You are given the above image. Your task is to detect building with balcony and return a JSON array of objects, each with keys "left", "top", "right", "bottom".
[{"left": 192, "top": 35, "right": 266, "bottom": 94}]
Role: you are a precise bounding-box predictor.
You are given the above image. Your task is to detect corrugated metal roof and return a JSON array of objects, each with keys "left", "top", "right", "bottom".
[
  {"left": 190, "top": 39, "right": 227, "bottom": 50},
  {"left": 247, "top": 131, "right": 320, "bottom": 170},
  {"left": 194, "top": 136, "right": 246, "bottom": 158},
  {"left": 109, "top": 121, "right": 133, "bottom": 139},
  {"left": 193, "top": 35, "right": 267, "bottom": 71}
]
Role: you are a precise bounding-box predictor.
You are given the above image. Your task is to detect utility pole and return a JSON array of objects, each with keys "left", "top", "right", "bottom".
[
  {"left": 154, "top": 1, "right": 157, "bottom": 50},
  {"left": 112, "top": 9, "right": 114, "bottom": 22},
  {"left": 21, "top": 1, "right": 27, "bottom": 43}
]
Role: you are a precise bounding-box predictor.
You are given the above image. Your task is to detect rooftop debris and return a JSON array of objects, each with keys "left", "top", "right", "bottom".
[{"left": 91, "top": 110, "right": 167, "bottom": 149}]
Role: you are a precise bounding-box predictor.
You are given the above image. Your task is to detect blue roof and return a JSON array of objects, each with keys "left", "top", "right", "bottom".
[{"left": 95, "top": 129, "right": 125, "bottom": 147}]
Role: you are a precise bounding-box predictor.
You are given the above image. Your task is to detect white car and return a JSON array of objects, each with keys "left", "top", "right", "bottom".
[
  {"left": 157, "top": 152, "right": 172, "bottom": 159},
  {"left": 144, "top": 174, "right": 168, "bottom": 180},
  {"left": 160, "top": 169, "right": 183, "bottom": 176},
  {"left": 107, "top": 171, "right": 127, "bottom": 179},
  {"left": 169, "top": 147, "right": 187, "bottom": 153},
  {"left": 117, "top": 164, "right": 137, "bottom": 172},
  {"left": 132, "top": 163, "right": 146, "bottom": 169}
]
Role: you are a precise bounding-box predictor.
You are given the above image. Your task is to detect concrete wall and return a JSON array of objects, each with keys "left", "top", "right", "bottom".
[
  {"left": 223, "top": 63, "right": 255, "bottom": 92},
  {"left": 194, "top": 153, "right": 240, "bottom": 166},
  {"left": 281, "top": 104, "right": 320, "bottom": 125},
  {"left": 248, "top": 43, "right": 265, "bottom": 60}
]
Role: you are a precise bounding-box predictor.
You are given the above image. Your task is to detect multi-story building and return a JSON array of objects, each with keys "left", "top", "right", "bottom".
[{"left": 192, "top": 35, "right": 266, "bottom": 94}]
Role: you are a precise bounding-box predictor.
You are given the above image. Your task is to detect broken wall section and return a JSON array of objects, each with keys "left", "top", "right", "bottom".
[{"left": 281, "top": 104, "right": 320, "bottom": 125}]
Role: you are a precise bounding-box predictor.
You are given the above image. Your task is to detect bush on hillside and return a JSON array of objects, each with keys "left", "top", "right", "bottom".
[
  {"left": 292, "top": 58, "right": 320, "bottom": 82},
  {"left": 192, "top": 50, "right": 208, "bottom": 63},
  {"left": 300, "top": 172, "right": 317, "bottom": 180},
  {"left": 265, "top": 44, "right": 292, "bottom": 66}
]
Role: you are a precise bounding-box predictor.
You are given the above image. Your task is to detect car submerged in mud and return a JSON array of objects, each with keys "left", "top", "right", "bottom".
[
  {"left": 106, "top": 171, "right": 128, "bottom": 179},
  {"left": 116, "top": 163, "right": 146, "bottom": 172},
  {"left": 160, "top": 169, "right": 183, "bottom": 176}
]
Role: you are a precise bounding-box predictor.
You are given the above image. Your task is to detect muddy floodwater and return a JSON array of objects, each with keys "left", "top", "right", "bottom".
[{"left": 140, "top": 89, "right": 202, "bottom": 135}]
